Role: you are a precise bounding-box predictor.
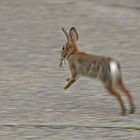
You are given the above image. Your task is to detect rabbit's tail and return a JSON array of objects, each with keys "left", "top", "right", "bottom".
[{"left": 110, "top": 61, "right": 122, "bottom": 86}]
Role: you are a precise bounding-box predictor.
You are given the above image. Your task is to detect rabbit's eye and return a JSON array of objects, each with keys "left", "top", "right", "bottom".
[{"left": 62, "top": 46, "right": 64, "bottom": 50}]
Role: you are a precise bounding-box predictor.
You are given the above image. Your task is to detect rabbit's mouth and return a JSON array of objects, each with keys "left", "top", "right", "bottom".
[{"left": 61, "top": 52, "right": 68, "bottom": 59}]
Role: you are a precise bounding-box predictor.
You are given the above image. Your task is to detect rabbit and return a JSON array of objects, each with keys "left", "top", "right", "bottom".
[{"left": 60, "top": 27, "right": 135, "bottom": 115}]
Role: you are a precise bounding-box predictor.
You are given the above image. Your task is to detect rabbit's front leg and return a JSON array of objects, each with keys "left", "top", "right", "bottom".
[
  {"left": 64, "top": 72, "right": 76, "bottom": 89},
  {"left": 64, "top": 62, "right": 77, "bottom": 89},
  {"left": 64, "top": 77, "right": 75, "bottom": 89}
]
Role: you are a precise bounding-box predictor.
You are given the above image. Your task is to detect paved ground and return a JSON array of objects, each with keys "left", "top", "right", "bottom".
[{"left": 0, "top": 0, "right": 140, "bottom": 139}]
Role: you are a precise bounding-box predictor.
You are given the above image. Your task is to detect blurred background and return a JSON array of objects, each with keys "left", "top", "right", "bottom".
[{"left": 0, "top": 0, "right": 140, "bottom": 139}]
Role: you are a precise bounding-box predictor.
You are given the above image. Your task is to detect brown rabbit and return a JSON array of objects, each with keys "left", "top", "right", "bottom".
[{"left": 60, "top": 27, "right": 135, "bottom": 115}]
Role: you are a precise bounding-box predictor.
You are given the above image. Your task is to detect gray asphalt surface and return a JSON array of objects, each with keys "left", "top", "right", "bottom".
[{"left": 0, "top": 0, "right": 140, "bottom": 139}]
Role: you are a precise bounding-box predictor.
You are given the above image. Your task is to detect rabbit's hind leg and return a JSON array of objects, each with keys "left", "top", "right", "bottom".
[
  {"left": 105, "top": 83, "right": 126, "bottom": 116},
  {"left": 118, "top": 80, "right": 135, "bottom": 114}
]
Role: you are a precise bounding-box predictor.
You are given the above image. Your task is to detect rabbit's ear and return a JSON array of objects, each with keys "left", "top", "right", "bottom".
[
  {"left": 69, "top": 27, "right": 79, "bottom": 41},
  {"left": 62, "top": 27, "right": 70, "bottom": 41}
]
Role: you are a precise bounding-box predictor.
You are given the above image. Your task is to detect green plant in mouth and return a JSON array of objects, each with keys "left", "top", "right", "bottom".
[{"left": 58, "top": 57, "right": 66, "bottom": 70}]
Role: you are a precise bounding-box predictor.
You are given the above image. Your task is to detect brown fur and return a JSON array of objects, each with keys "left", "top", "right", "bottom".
[{"left": 61, "top": 27, "right": 135, "bottom": 115}]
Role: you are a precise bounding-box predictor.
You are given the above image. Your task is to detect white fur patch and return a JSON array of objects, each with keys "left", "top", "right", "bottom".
[{"left": 110, "top": 61, "right": 118, "bottom": 75}]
